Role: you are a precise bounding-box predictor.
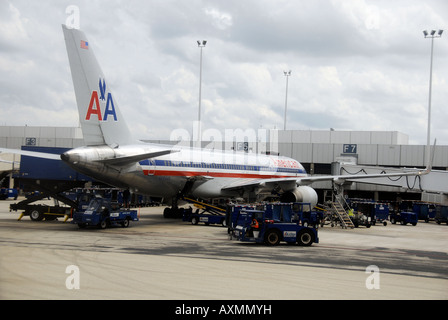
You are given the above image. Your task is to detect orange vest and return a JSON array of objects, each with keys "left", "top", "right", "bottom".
[{"left": 252, "top": 219, "right": 259, "bottom": 229}]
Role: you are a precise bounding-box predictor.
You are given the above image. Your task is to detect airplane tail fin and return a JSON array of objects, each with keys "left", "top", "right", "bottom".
[{"left": 62, "top": 25, "right": 134, "bottom": 147}]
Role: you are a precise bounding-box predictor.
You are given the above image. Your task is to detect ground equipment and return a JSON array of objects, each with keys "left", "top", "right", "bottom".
[
  {"left": 230, "top": 206, "right": 318, "bottom": 246},
  {"left": 435, "top": 205, "right": 448, "bottom": 225},
  {"left": 390, "top": 211, "right": 418, "bottom": 226},
  {"left": 0, "top": 188, "right": 18, "bottom": 200},
  {"left": 181, "top": 197, "right": 227, "bottom": 226},
  {"left": 72, "top": 197, "right": 138, "bottom": 229}
]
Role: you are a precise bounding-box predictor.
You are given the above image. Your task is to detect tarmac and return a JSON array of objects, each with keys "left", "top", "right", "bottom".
[{"left": 0, "top": 197, "right": 447, "bottom": 300}]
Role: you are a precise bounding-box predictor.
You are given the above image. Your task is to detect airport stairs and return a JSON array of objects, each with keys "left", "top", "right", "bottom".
[{"left": 330, "top": 200, "right": 355, "bottom": 229}]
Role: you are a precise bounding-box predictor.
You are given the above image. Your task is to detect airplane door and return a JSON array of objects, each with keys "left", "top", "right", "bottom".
[{"left": 147, "top": 159, "right": 156, "bottom": 175}]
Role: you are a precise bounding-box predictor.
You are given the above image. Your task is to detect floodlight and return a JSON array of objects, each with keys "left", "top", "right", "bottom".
[
  {"left": 196, "top": 39, "right": 207, "bottom": 145},
  {"left": 422, "top": 28, "right": 443, "bottom": 166}
]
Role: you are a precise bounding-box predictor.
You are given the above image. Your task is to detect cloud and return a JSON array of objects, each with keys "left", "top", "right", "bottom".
[
  {"left": 0, "top": 0, "right": 447, "bottom": 146},
  {"left": 204, "top": 8, "right": 233, "bottom": 30}
]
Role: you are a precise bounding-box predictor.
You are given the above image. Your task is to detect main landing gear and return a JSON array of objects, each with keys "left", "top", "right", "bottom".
[
  {"left": 163, "top": 181, "right": 197, "bottom": 219},
  {"left": 163, "top": 206, "right": 191, "bottom": 219}
]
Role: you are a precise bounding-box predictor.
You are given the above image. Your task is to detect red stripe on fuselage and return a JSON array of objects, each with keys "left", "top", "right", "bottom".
[{"left": 143, "top": 169, "right": 301, "bottom": 179}]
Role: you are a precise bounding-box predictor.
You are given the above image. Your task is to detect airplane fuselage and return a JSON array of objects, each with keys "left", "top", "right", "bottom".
[{"left": 61, "top": 143, "right": 308, "bottom": 201}]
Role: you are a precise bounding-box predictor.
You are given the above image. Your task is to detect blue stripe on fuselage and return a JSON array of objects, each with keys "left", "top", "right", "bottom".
[{"left": 139, "top": 159, "right": 306, "bottom": 175}]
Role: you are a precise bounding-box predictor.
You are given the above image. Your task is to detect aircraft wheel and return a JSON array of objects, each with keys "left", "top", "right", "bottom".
[{"left": 163, "top": 207, "right": 172, "bottom": 218}]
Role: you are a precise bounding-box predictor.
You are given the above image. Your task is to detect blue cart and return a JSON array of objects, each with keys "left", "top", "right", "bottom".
[
  {"left": 72, "top": 197, "right": 138, "bottom": 229},
  {"left": 435, "top": 206, "right": 448, "bottom": 225},
  {"left": 390, "top": 211, "right": 418, "bottom": 226},
  {"left": 0, "top": 188, "right": 18, "bottom": 200}
]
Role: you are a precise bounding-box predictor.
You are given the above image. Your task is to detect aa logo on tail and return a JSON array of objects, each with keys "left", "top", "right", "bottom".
[{"left": 85, "top": 78, "right": 117, "bottom": 121}]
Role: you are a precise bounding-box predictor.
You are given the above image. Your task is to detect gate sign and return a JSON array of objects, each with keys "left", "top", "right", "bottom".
[
  {"left": 237, "top": 142, "right": 249, "bottom": 152},
  {"left": 343, "top": 144, "right": 357, "bottom": 154},
  {"left": 26, "top": 137, "right": 37, "bottom": 146}
]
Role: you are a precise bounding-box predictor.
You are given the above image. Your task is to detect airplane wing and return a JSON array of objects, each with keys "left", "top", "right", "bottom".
[
  {"left": 1, "top": 147, "right": 179, "bottom": 166},
  {"left": 222, "top": 140, "right": 435, "bottom": 192},
  {"left": 221, "top": 167, "right": 431, "bottom": 192},
  {"left": 0, "top": 159, "right": 20, "bottom": 165},
  {"left": 222, "top": 177, "right": 297, "bottom": 191},
  {"left": 95, "top": 149, "right": 179, "bottom": 166},
  {"left": 0, "top": 148, "right": 61, "bottom": 160}
]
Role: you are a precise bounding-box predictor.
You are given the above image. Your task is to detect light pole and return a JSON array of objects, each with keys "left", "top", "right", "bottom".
[
  {"left": 283, "top": 70, "right": 291, "bottom": 131},
  {"left": 423, "top": 29, "right": 443, "bottom": 164},
  {"left": 197, "top": 40, "right": 207, "bottom": 146}
]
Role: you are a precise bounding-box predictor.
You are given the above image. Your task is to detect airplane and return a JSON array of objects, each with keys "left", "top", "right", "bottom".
[{"left": 0, "top": 25, "right": 433, "bottom": 217}]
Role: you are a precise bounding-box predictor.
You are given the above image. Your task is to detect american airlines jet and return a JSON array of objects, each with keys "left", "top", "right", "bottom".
[{"left": 0, "top": 25, "right": 432, "bottom": 216}]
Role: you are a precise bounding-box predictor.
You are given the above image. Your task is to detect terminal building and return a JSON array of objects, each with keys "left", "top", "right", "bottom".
[{"left": 1, "top": 125, "right": 447, "bottom": 205}]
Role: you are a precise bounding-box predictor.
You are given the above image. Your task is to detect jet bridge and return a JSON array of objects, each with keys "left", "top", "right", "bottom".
[{"left": 337, "top": 164, "right": 448, "bottom": 204}]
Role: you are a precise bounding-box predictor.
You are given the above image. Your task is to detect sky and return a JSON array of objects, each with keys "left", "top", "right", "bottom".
[{"left": 0, "top": 0, "right": 447, "bottom": 145}]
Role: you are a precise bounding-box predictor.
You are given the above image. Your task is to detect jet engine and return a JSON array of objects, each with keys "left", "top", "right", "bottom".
[{"left": 280, "top": 186, "right": 318, "bottom": 207}]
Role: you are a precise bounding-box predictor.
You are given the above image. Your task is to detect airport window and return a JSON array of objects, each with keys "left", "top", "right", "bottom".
[{"left": 314, "top": 163, "right": 331, "bottom": 175}]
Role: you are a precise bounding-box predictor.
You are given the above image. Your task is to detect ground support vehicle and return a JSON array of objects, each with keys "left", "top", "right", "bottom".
[
  {"left": 390, "top": 211, "right": 418, "bottom": 226},
  {"left": 291, "top": 203, "right": 323, "bottom": 227},
  {"left": 0, "top": 188, "right": 18, "bottom": 200},
  {"left": 226, "top": 202, "right": 321, "bottom": 233},
  {"left": 10, "top": 146, "right": 94, "bottom": 221},
  {"left": 435, "top": 206, "right": 448, "bottom": 225},
  {"left": 226, "top": 204, "right": 257, "bottom": 234},
  {"left": 349, "top": 212, "right": 371, "bottom": 228},
  {"left": 11, "top": 185, "right": 95, "bottom": 221},
  {"left": 399, "top": 200, "right": 436, "bottom": 223},
  {"left": 413, "top": 203, "right": 436, "bottom": 223},
  {"left": 184, "top": 209, "right": 227, "bottom": 226},
  {"left": 348, "top": 199, "right": 389, "bottom": 226},
  {"left": 9, "top": 146, "right": 143, "bottom": 223},
  {"left": 11, "top": 183, "right": 106, "bottom": 222},
  {"left": 72, "top": 197, "right": 138, "bottom": 229},
  {"left": 263, "top": 202, "right": 323, "bottom": 228},
  {"left": 230, "top": 208, "right": 318, "bottom": 246},
  {"left": 181, "top": 197, "right": 227, "bottom": 226}
]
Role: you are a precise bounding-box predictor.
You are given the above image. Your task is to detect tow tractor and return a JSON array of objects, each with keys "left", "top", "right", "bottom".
[
  {"left": 72, "top": 197, "right": 138, "bottom": 229},
  {"left": 0, "top": 188, "right": 18, "bottom": 200},
  {"left": 229, "top": 206, "right": 318, "bottom": 246}
]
